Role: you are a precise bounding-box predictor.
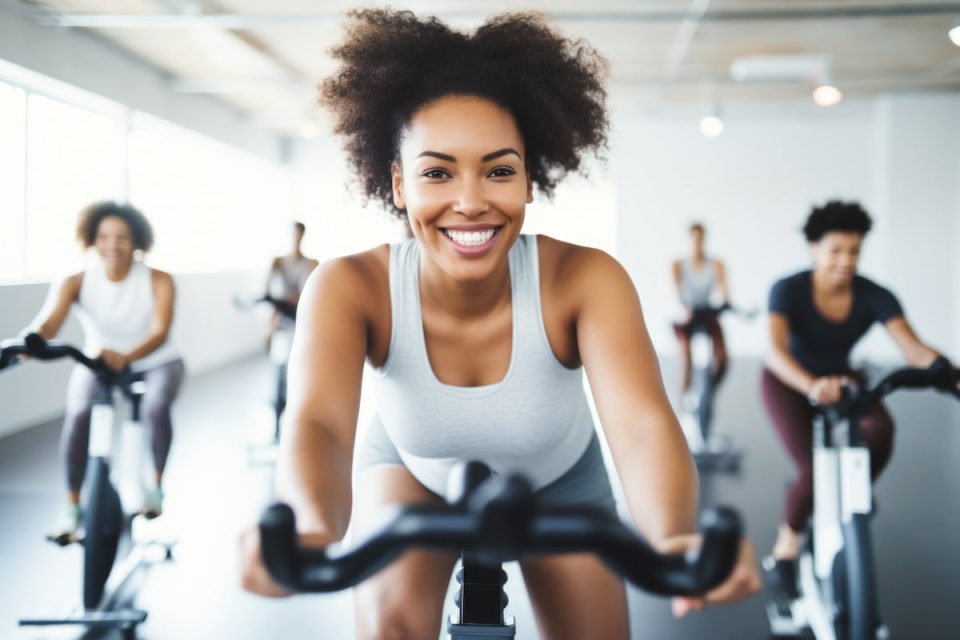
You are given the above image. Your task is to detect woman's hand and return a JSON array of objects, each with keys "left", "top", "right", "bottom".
[
  {"left": 99, "top": 349, "right": 129, "bottom": 373},
  {"left": 806, "top": 376, "right": 852, "bottom": 406},
  {"left": 660, "top": 534, "right": 761, "bottom": 618},
  {"left": 239, "top": 525, "right": 291, "bottom": 598},
  {"left": 239, "top": 525, "right": 333, "bottom": 598}
]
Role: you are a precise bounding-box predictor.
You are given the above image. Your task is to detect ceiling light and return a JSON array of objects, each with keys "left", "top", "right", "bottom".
[
  {"left": 812, "top": 83, "right": 843, "bottom": 107},
  {"left": 699, "top": 114, "right": 724, "bottom": 138},
  {"left": 949, "top": 21, "right": 960, "bottom": 47}
]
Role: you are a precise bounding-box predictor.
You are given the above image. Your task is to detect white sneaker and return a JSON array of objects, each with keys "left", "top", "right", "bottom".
[
  {"left": 142, "top": 486, "right": 163, "bottom": 519},
  {"left": 50, "top": 503, "right": 83, "bottom": 542}
]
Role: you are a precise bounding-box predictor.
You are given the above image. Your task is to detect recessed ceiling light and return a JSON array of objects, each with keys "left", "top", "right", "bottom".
[
  {"left": 949, "top": 21, "right": 960, "bottom": 47},
  {"left": 699, "top": 115, "right": 724, "bottom": 138},
  {"left": 812, "top": 84, "right": 843, "bottom": 107}
]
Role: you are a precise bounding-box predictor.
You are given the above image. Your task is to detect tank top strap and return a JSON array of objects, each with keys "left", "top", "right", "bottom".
[{"left": 506, "top": 236, "right": 541, "bottom": 351}]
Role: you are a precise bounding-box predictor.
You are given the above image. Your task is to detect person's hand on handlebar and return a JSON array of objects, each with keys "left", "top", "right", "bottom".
[
  {"left": 239, "top": 525, "right": 331, "bottom": 599},
  {"left": 98, "top": 349, "right": 130, "bottom": 373},
  {"left": 662, "top": 534, "right": 761, "bottom": 618},
  {"left": 806, "top": 376, "right": 853, "bottom": 406}
]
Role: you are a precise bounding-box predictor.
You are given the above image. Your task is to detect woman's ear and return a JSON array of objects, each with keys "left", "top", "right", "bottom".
[
  {"left": 392, "top": 162, "right": 406, "bottom": 210},
  {"left": 526, "top": 171, "right": 534, "bottom": 204}
]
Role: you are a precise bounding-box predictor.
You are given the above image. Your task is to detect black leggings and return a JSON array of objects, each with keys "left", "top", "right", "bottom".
[{"left": 62, "top": 359, "right": 185, "bottom": 491}]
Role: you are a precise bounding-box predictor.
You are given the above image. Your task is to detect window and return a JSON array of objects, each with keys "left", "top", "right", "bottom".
[
  {"left": 0, "top": 81, "right": 26, "bottom": 282},
  {"left": 25, "top": 94, "right": 124, "bottom": 280}
]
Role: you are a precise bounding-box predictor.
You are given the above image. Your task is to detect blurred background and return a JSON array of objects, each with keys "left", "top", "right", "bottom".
[{"left": 1, "top": 1, "right": 958, "bottom": 639}]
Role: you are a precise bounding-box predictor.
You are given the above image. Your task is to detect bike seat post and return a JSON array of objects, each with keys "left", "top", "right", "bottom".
[
  {"left": 126, "top": 378, "right": 147, "bottom": 422},
  {"left": 450, "top": 557, "right": 514, "bottom": 639}
]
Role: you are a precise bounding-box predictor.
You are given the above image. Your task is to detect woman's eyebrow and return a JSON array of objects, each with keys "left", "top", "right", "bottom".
[
  {"left": 417, "top": 151, "right": 456, "bottom": 162},
  {"left": 415, "top": 148, "right": 522, "bottom": 163},
  {"left": 481, "top": 148, "right": 521, "bottom": 162}
]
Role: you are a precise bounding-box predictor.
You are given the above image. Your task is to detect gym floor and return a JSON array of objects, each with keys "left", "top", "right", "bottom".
[{"left": 1, "top": 355, "right": 958, "bottom": 639}]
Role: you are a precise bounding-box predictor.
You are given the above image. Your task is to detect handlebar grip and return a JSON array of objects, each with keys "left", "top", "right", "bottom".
[
  {"left": 689, "top": 506, "right": 742, "bottom": 593},
  {"left": 259, "top": 503, "right": 302, "bottom": 592},
  {"left": 24, "top": 332, "right": 46, "bottom": 353}
]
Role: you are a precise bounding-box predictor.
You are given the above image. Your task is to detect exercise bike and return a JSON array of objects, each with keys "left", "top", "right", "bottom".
[
  {"left": 1, "top": 333, "right": 174, "bottom": 639},
  {"left": 680, "top": 303, "right": 755, "bottom": 471},
  {"left": 258, "top": 462, "right": 744, "bottom": 639},
  {"left": 233, "top": 294, "right": 298, "bottom": 463},
  {"left": 766, "top": 358, "right": 960, "bottom": 640}
]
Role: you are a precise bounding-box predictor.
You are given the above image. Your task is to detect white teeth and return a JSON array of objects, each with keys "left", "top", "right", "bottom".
[{"left": 444, "top": 228, "right": 496, "bottom": 247}]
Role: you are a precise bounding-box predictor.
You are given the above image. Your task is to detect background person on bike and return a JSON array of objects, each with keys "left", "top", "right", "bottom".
[
  {"left": 240, "top": 10, "right": 759, "bottom": 639},
  {"left": 761, "top": 200, "right": 949, "bottom": 592},
  {"left": 26, "top": 201, "right": 185, "bottom": 538},
  {"left": 265, "top": 221, "right": 318, "bottom": 333},
  {"left": 671, "top": 222, "right": 730, "bottom": 405}
]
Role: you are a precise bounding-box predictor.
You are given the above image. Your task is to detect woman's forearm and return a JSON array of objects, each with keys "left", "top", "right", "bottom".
[
  {"left": 275, "top": 418, "right": 354, "bottom": 542},
  {"left": 610, "top": 417, "right": 698, "bottom": 545},
  {"left": 123, "top": 331, "right": 169, "bottom": 363}
]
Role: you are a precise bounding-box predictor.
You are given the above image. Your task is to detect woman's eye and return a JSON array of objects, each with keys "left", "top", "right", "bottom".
[
  {"left": 422, "top": 169, "right": 449, "bottom": 179},
  {"left": 489, "top": 167, "right": 516, "bottom": 178}
]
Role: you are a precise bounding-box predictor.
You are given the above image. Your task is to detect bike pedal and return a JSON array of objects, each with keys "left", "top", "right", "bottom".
[{"left": 45, "top": 532, "right": 82, "bottom": 547}]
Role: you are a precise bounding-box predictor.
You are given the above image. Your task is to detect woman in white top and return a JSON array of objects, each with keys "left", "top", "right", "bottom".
[
  {"left": 240, "top": 10, "right": 758, "bottom": 639},
  {"left": 30, "top": 202, "right": 184, "bottom": 537},
  {"left": 671, "top": 223, "right": 730, "bottom": 398}
]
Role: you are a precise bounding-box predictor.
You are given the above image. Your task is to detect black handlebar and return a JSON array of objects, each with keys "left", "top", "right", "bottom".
[
  {"left": 259, "top": 467, "right": 742, "bottom": 598},
  {"left": 234, "top": 294, "right": 297, "bottom": 321},
  {"left": 688, "top": 303, "right": 757, "bottom": 326},
  {"left": 828, "top": 357, "right": 960, "bottom": 418},
  {"left": 0, "top": 333, "right": 113, "bottom": 378}
]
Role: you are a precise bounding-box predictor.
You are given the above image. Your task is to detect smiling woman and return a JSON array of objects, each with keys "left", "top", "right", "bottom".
[{"left": 239, "top": 9, "right": 760, "bottom": 640}]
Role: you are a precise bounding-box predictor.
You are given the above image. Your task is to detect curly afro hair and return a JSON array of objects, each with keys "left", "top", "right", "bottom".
[
  {"left": 319, "top": 9, "right": 609, "bottom": 218},
  {"left": 803, "top": 200, "right": 873, "bottom": 243},
  {"left": 77, "top": 201, "right": 154, "bottom": 251}
]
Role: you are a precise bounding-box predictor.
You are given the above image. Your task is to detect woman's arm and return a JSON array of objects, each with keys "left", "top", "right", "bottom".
[
  {"left": 671, "top": 260, "right": 688, "bottom": 312},
  {"left": 120, "top": 270, "right": 175, "bottom": 365},
  {"left": 274, "top": 256, "right": 374, "bottom": 540},
  {"left": 715, "top": 261, "right": 730, "bottom": 305},
  {"left": 884, "top": 317, "right": 942, "bottom": 368},
  {"left": 31, "top": 274, "right": 82, "bottom": 340},
  {"left": 241, "top": 254, "right": 375, "bottom": 598},
  {"left": 572, "top": 248, "right": 758, "bottom": 611},
  {"left": 576, "top": 250, "right": 697, "bottom": 542}
]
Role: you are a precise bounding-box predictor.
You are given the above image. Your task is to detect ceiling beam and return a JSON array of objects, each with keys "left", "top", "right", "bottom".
[{"left": 38, "top": 4, "right": 960, "bottom": 29}]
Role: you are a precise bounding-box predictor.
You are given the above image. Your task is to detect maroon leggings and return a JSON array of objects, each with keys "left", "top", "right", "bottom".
[{"left": 760, "top": 368, "right": 895, "bottom": 532}]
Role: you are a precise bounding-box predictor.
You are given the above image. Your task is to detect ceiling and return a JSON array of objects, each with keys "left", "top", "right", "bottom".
[{"left": 9, "top": 0, "right": 960, "bottom": 136}]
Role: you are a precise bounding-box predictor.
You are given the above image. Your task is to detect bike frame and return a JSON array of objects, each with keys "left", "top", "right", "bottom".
[
  {"left": 792, "top": 410, "right": 875, "bottom": 640},
  {"left": 768, "top": 361, "right": 960, "bottom": 640},
  {"left": 2, "top": 335, "right": 171, "bottom": 639}
]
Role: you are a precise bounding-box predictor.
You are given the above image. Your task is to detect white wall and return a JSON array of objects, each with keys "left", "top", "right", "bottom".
[
  {"left": 0, "top": 271, "right": 266, "bottom": 438},
  {"left": 289, "top": 138, "right": 410, "bottom": 260},
  {"left": 873, "top": 94, "right": 960, "bottom": 359},
  {"left": 613, "top": 93, "right": 960, "bottom": 364}
]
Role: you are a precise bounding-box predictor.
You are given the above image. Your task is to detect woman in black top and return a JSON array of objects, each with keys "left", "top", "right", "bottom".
[{"left": 762, "top": 201, "right": 946, "bottom": 583}]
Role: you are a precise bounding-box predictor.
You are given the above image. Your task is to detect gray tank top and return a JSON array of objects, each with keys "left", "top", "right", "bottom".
[
  {"left": 679, "top": 259, "right": 717, "bottom": 308},
  {"left": 370, "top": 235, "right": 596, "bottom": 495}
]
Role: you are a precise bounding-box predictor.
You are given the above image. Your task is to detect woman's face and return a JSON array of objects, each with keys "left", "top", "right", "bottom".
[
  {"left": 392, "top": 95, "right": 532, "bottom": 283},
  {"left": 690, "top": 227, "right": 704, "bottom": 254},
  {"left": 810, "top": 231, "right": 863, "bottom": 286},
  {"left": 94, "top": 216, "right": 135, "bottom": 268}
]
